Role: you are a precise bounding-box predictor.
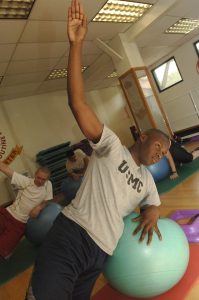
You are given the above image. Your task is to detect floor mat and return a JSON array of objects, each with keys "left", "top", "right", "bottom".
[
  {"left": 0, "top": 238, "right": 39, "bottom": 286},
  {"left": 156, "top": 159, "right": 199, "bottom": 194}
]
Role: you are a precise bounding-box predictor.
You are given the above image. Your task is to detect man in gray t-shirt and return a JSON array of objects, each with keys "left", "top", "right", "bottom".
[{"left": 25, "top": 1, "right": 171, "bottom": 300}]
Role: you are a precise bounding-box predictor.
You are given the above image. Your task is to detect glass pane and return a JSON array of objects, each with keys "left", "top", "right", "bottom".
[
  {"left": 136, "top": 70, "right": 171, "bottom": 135},
  {"left": 121, "top": 73, "right": 151, "bottom": 131},
  {"left": 152, "top": 58, "right": 183, "bottom": 92},
  {"left": 195, "top": 41, "right": 199, "bottom": 54}
]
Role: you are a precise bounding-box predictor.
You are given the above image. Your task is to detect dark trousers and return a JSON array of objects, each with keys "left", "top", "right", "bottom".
[
  {"left": 170, "top": 141, "right": 193, "bottom": 164},
  {"left": 26, "top": 213, "right": 108, "bottom": 300},
  {"left": 0, "top": 207, "right": 25, "bottom": 258}
]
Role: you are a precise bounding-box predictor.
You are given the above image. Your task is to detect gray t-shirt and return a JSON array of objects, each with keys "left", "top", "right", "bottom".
[
  {"left": 62, "top": 126, "right": 160, "bottom": 255},
  {"left": 7, "top": 172, "right": 53, "bottom": 223}
]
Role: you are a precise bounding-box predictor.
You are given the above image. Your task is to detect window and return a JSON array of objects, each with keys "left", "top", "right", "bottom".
[
  {"left": 194, "top": 40, "right": 199, "bottom": 56},
  {"left": 151, "top": 57, "right": 183, "bottom": 92}
]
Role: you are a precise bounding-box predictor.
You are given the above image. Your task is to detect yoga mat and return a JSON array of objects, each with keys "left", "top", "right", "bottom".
[
  {"left": 156, "top": 159, "right": 199, "bottom": 194},
  {"left": 0, "top": 238, "right": 39, "bottom": 286},
  {"left": 93, "top": 244, "right": 199, "bottom": 300}
]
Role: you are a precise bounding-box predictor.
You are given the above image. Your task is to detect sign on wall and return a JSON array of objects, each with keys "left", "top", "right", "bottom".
[{"left": 0, "top": 131, "right": 23, "bottom": 164}]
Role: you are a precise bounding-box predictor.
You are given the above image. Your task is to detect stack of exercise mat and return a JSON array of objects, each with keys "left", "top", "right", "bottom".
[
  {"left": 36, "top": 139, "right": 93, "bottom": 196},
  {"left": 36, "top": 142, "right": 71, "bottom": 195}
]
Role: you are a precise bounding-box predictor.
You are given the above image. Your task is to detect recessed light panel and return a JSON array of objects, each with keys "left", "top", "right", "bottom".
[
  {"left": 165, "top": 18, "right": 199, "bottom": 34},
  {"left": 92, "top": 0, "right": 152, "bottom": 23},
  {"left": 0, "top": 0, "right": 35, "bottom": 19},
  {"left": 107, "top": 71, "right": 118, "bottom": 78},
  {"left": 46, "top": 67, "right": 87, "bottom": 80},
  {"left": 47, "top": 68, "right": 68, "bottom": 80}
]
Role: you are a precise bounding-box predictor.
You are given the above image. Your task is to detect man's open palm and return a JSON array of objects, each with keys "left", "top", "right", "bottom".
[{"left": 68, "top": 0, "right": 87, "bottom": 43}]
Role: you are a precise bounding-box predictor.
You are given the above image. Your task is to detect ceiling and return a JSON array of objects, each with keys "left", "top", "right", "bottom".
[{"left": 1, "top": 0, "right": 199, "bottom": 101}]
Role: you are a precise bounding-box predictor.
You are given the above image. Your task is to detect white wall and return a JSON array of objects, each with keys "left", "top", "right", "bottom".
[
  {"left": 87, "top": 85, "right": 135, "bottom": 147},
  {"left": 0, "top": 102, "right": 27, "bottom": 204},
  {"left": 149, "top": 35, "right": 199, "bottom": 132},
  {"left": 0, "top": 85, "right": 135, "bottom": 205}
]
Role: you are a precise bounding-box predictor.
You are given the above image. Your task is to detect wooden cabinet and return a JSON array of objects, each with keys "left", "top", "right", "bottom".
[{"left": 119, "top": 67, "right": 173, "bottom": 137}]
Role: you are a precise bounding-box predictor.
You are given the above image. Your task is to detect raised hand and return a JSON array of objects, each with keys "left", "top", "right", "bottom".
[{"left": 67, "top": 0, "right": 87, "bottom": 43}]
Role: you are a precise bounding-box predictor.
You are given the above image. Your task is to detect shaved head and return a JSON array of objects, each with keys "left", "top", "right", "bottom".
[
  {"left": 131, "top": 128, "right": 171, "bottom": 166},
  {"left": 143, "top": 128, "right": 170, "bottom": 145}
]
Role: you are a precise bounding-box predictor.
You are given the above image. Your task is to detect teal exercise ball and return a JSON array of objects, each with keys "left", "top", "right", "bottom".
[
  {"left": 104, "top": 212, "right": 189, "bottom": 298},
  {"left": 147, "top": 156, "right": 170, "bottom": 182},
  {"left": 25, "top": 202, "right": 63, "bottom": 245}
]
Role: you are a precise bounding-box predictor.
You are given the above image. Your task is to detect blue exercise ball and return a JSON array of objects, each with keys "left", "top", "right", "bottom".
[
  {"left": 25, "top": 202, "right": 63, "bottom": 245},
  {"left": 147, "top": 156, "right": 170, "bottom": 182},
  {"left": 104, "top": 212, "right": 189, "bottom": 298},
  {"left": 61, "top": 177, "right": 82, "bottom": 205}
]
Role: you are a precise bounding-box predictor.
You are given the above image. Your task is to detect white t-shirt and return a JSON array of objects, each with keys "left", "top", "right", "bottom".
[
  {"left": 66, "top": 149, "right": 87, "bottom": 173},
  {"left": 62, "top": 126, "right": 160, "bottom": 255},
  {"left": 6, "top": 172, "right": 53, "bottom": 223}
]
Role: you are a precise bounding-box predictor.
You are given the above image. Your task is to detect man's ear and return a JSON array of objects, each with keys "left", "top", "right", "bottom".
[
  {"left": 154, "top": 141, "right": 161, "bottom": 149},
  {"left": 140, "top": 133, "right": 148, "bottom": 143}
]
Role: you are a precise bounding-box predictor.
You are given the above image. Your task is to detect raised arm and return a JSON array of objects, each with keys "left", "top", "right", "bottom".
[
  {"left": 0, "top": 161, "right": 14, "bottom": 178},
  {"left": 67, "top": 0, "right": 103, "bottom": 143}
]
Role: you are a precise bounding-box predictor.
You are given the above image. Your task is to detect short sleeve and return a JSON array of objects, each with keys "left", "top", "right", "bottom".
[
  {"left": 44, "top": 181, "right": 53, "bottom": 201},
  {"left": 11, "top": 172, "right": 32, "bottom": 188},
  {"left": 89, "top": 125, "right": 122, "bottom": 156}
]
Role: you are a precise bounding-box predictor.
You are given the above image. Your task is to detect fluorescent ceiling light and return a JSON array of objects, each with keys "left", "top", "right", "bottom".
[
  {"left": 0, "top": 0, "right": 35, "bottom": 19},
  {"left": 92, "top": 0, "right": 152, "bottom": 23},
  {"left": 46, "top": 67, "right": 87, "bottom": 80},
  {"left": 107, "top": 71, "right": 118, "bottom": 78},
  {"left": 47, "top": 68, "right": 68, "bottom": 80},
  {"left": 165, "top": 18, "right": 199, "bottom": 34}
]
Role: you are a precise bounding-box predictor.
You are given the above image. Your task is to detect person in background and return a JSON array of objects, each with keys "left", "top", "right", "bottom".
[
  {"left": 60, "top": 148, "right": 89, "bottom": 204},
  {"left": 25, "top": 1, "right": 170, "bottom": 299},
  {"left": 0, "top": 162, "right": 53, "bottom": 259},
  {"left": 66, "top": 148, "right": 89, "bottom": 180},
  {"left": 165, "top": 139, "right": 199, "bottom": 179}
]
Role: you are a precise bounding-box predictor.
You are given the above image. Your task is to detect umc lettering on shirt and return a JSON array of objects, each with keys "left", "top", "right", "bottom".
[{"left": 118, "top": 160, "right": 143, "bottom": 193}]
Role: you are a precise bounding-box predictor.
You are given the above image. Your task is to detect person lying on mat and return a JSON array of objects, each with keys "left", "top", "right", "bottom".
[
  {"left": 0, "top": 162, "right": 52, "bottom": 259},
  {"left": 165, "top": 139, "right": 199, "bottom": 180},
  {"left": 25, "top": 1, "right": 170, "bottom": 299}
]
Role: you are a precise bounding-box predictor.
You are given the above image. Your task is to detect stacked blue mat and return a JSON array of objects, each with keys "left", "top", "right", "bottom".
[{"left": 36, "top": 142, "right": 71, "bottom": 195}]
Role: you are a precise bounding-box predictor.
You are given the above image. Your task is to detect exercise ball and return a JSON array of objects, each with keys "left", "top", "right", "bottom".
[
  {"left": 147, "top": 156, "right": 170, "bottom": 182},
  {"left": 104, "top": 212, "right": 189, "bottom": 298},
  {"left": 61, "top": 177, "right": 82, "bottom": 205},
  {"left": 25, "top": 202, "right": 63, "bottom": 245}
]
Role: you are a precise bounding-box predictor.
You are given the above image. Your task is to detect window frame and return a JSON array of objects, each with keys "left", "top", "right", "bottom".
[
  {"left": 151, "top": 56, "right": 183, "bottom": 93},
  {"left": 194, "top": 40, "right": 199, "bottom": 57}
]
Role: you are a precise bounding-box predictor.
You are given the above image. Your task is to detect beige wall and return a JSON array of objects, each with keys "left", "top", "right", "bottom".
[
  {"left": 149, "top": 35, "right": 199, "bottom": 132},
  {"left": 0, "top": 85, "right": 135, "bottom": 205},
  {"left": 88, "top": 85, "right": 135, "bottom": 147}
]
